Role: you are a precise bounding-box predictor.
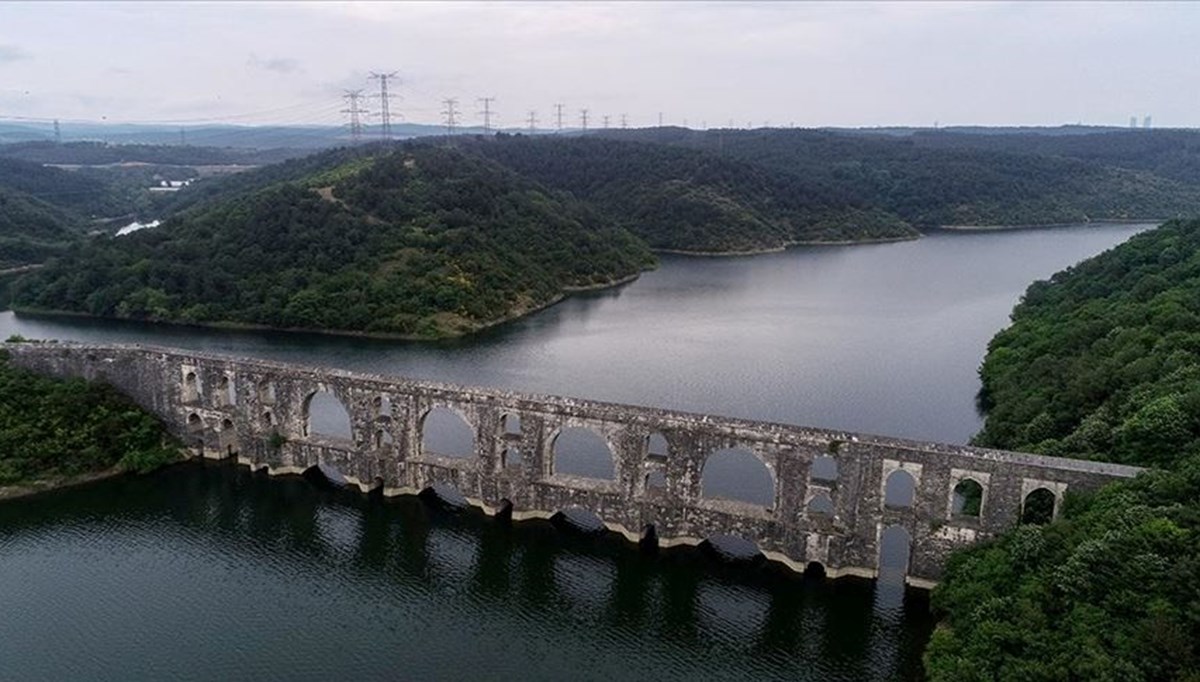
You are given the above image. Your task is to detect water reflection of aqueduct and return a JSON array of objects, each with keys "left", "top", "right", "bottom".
[{"left": 8, "top": 343, "right": 1142, "bottom": 586}]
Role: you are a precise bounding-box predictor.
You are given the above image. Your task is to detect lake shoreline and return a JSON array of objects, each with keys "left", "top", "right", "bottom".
[
  {"left": 936, "top": 218, "right": 1163, "bottom": 232},
  {"left": 654, "top": 233, "right": 920, "bottom": 257},
  {"left": 0, "top": 467, "right": 126, "bottom": 503},
  {"left": 10, "top": 271, "right": 645, "bottom": 343}
]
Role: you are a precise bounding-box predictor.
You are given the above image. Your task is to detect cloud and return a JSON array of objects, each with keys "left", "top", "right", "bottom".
[
  {"left": 247, "top": 53, "right": 303, "bottom": 74},
  {"left": 0, "top": 45, "right": 29, "bottom": 63}
]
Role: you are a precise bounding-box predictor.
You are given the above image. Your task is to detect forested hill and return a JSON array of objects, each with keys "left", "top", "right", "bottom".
[
  {"left": 0, "top": 157, "right": 141, "bottom": 268},
  {"left": 9, "top": 144, "right": 653, "bottom": 338},
  {"left": 923, "top": 218, "right": 1200, "bottom": 680},
  {"left": 464, "top": 136, "right": 915, "bottom": 251},
  {"left": 596, "top": 128, "right": 1200, "bottom": 227},
  {"left": 973, "top": 217, "right": 1200, "bottom": 463},
  {"left": 906, "top": 128, "right": 1200, "bottom": 185}
]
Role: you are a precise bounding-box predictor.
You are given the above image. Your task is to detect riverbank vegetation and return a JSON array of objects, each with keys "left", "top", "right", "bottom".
[
  {"left": 0, "top": 348, "right": 178, "bottom": 489},
  {"left": 9, "top": 144, "right": 654, "bottom": 338},
  {"left": 925, "top": 217, "right": 1200, "bottom": 680}
]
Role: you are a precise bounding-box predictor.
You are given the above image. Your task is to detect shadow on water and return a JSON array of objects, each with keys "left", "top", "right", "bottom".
[{"left": 0, "top": 462, "right": 934, "bottom": 681}]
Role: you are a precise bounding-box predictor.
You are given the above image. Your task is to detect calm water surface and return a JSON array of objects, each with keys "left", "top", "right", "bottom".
[{"left": 0, "top": 223, "right": 1151, "bottom": 680}]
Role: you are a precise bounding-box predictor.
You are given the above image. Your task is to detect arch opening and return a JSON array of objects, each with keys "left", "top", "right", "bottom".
[
  {"left": 218, "top": 418, "right": 238, "bottom": 457},
  {"left": 952, "top": 479, "right": 984, "bottom": 518},
  {"left": 1022, "top": 488, "right": 1056, "bottom": 525},
  {"left": 703, "top": 534, "right": 761, "bottom": 562},
  {"left": 420, "top": 482, "right": 469, "bottom": 509},
  {"left": 216, "top": 375, "right": 236, "bottom": 407},
  {"left": 187, "top": 412, "right": 202, "bottom": 432},
  {"left": 375, "top": 396, "right": 393, "bottom": 417},
  {"left": 807, "top": 492, "right": 834, "bottom": 517},
  {"left": 375, "top": 428, "right": 394, "bottom": 449},
  {"left": 502, "top": 413, "right": 521, "bottom": 436},
  {"left": 552, "top": 427, "right": 615, "bottom": 480},
  {"left": 260, "top": 410, "right": 275, "bottom": 427},
  {"left": 804, "top": 561, "right": 827, "bottom": 579},
  {"left": 553, "top": 506, "right": 605, "bottom": 534},
  {"left": 501, "top": 447, "right": 523, "bottom": 468},
  {"left": 878, "top": 525, "right": 911, "bottom": 578},
  {"left": 884, "top": 469, "right": 916, "bottom": 509},
  {"left": 304, "top": 462, "right": 348, "bottom": 489},
  {"left": 182, "top": 371, "right": 200, "bottom": 403},
  {"left": 257, "top": 380, "right": 276, "bottom": 405},
  {"left": 811, "top": 455, "right": 838, "bottom": 483},
  {"left": 421, "top": 406, "right": 475, "bottom": 459},
  {"left": 304, "top": 390, "right": 353, "bottom": 441},
  {"left": 647, "top": 432, "right": 669, "bottom": 459},
  {"left": 701, "top": 448, "right": 774, "bottom": 508}
]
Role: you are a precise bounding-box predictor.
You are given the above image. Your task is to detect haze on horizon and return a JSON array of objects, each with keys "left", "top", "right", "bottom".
[{"left": 0, "top": 0, "right": 1197, "bottom": 130}]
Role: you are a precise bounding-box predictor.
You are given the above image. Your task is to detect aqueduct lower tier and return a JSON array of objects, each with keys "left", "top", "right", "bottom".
[{"left": 7, "top": 342, "right": 1142, "bottom": 587}]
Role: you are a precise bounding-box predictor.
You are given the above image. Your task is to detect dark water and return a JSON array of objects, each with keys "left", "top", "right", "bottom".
[{"left": 0, "top": 224, "right": 1152, "bottom": 680}]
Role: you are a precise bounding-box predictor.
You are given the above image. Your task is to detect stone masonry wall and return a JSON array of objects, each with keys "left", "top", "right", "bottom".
[{"left": 6, "top": 342, "right": 1143, "bottom": 586}]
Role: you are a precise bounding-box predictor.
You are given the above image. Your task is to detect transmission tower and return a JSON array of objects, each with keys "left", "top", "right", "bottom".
[
  {"left": 658, "top": 112, "right": 664, "bottom": 127},
  {"left": 554, "top": 103, "right": 565, "bottom": 132},
  {"left": 369, "top": 71, "right": 399, "bottom": 140},
  {"left": 477, "top": 96, "right": 496, "bottom": 134},
  {"left": 442, "top": 98, "right": 460, "bottom": 135},
  {"left": 602, "top": 114, "right": 610, "bottom": 129},
  {"left": 341, "top": 89, "right": 368, "bottom": 142},
  {"left": 527, "top": 110, "right": 538, "bottom": 134},
  {"left": 580, "top": 108, "right": 589, "bottom": 131},
  {"left": 53, "top": 119, "right": 61, "bottom": 144},
  {"left": 620, "top": 114, "right": 627, "bottom": 129},
  {"left": 178, "top": 127, "right": 186, "bottom": 146}
]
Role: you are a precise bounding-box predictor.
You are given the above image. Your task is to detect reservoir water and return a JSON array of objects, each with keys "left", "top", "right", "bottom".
[{"left": 0, "top": 223, "right": 1151, "bottom": 680}]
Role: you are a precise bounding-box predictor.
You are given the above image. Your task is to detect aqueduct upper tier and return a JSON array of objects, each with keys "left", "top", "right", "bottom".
[{"left": 6, "top": 342, "right": 1142, "bottom": 586}]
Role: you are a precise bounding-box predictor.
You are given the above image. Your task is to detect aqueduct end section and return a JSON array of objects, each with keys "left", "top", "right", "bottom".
[{"left": 7, "top": 342, "right": 1141, "bottom": 587}]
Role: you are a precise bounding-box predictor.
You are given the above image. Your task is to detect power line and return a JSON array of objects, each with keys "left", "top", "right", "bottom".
[
  {"left": 658, "top": 112, "right": 664, "bottom": 127},
  {"left": 341, "top": 89, "right": 368, "bottom": 142},
  {"left": 477, "top": 96, "right": 496, "bottom": 134},
  {"left": 554, "top": 103, "right": 564, "bottom": 133},
  {"left": 441, "top": 98, "right": 460, "bottom": 135},
  {"left": 579, "top": 108, "right": 589, "bottom": 131},
  {"left": 369, "top": 71, "right": 399, "bottom": 140}
]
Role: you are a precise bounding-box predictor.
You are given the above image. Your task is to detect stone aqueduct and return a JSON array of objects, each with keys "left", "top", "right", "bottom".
[{"left": 8, "top": 343, "right": 1142, "bottom": 587}]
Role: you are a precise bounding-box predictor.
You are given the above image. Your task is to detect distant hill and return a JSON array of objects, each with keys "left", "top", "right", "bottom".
[
  {"left": 596, "top": 128, "right": 1200, "bottom": 227},
  {"left": 0, "top": 141, "right": 301, "bottom": 167},
  {"left": 464, "top": 135, "right": 916, "bottom": 252},
  {"left": 10, "top": 144, "right": 653, "bottom": 338},
  {"left": 0, "top": 157, "right": 143, "bottom": 267},
  {"left": 903, "top": 128, "right": 1200, "bottom": 185}
]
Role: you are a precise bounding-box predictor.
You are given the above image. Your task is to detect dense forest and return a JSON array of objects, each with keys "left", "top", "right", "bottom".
[
  {"left": 9, "top": 144, "right": 653, "bottom": 338},
  {"left": 925, "top": 218, "right": 1200, "bottom": 679},
  {"left": 466, "top": 135, "right": 915, "bottom": 251},
  {"left": 974, "top": 218, "right": 1200, "bottom": 462},
  {"left": 598, "top": 128, "right": 1200, "bottom": 227},
  {"left": 0, "top": 347, "right": 178, "bottom": 487},
  {"left": 907, "top": 129, "right": 1200, "bottom": 186}
]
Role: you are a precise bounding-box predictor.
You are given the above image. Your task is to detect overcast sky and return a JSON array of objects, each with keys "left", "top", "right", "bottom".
[{"left": 0, "top": 1, "right": 1197, "bottom": 129}]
